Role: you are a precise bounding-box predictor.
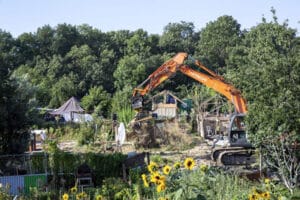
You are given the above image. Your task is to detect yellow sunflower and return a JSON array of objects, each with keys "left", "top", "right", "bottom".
[
  {"left": 76, "top": 192, "right": 87, "bottom": 200},
  {"left": 184, "top": 157, "right": 195, "bottom": 170},
  {"left": 76, "top": 193, "right": 81, "bottom": 200},
  {"left": 62, "top": 193, "right": 69, "bottom": 200},
  {"left": 158, "top": 198, "right": 169, "bottom": 200},
  {"left": 147, "top": 161, "right": 158, "bottom": 173},
  {"left": 156, "top": 181, "right": 166, "bottom": 193},
  {"left": 163, "top": 165, "right": 171, "bottom": 175},
  {"left": 150, "top": 172, "right": 165, "bottom": 185},
  {"left": 261, "top": 191, "right": 270, "bottom": 199},
  {"left": 70, "top": 186, "right": 77, "bottom": 194},
  {"left": 95, "top": 194, "right": 103, "bottom": 200},
  {"left": 173, "top": 162, "right": 181, "bottom": 169},
  {"left": 141, "top": 173, "right": 149, "bottom": 187},
  {"left": 248, "top": 193, "right": 258, "bottom": 200},
  {"left": 200, "top": 164, "right": 208, "bottom": 172},
  {"left": 264, "top": 178, "right": 270, "bottom": 184},
  {"left": 82, "top": 192, "right": 87, "bottom": 198}
]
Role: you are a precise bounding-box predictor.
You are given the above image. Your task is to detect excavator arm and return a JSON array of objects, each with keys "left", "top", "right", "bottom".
[
  {"left": 179, "top": 65, "right": 247, "bottom": 113},
  {"left": 132, "top": 52, "right": 247, "bottom": 114},
  {"left": 132, "top": 53, "right": 254, "bottom": 165},
  {"left": 132, "top": 53, "right": 188, "bottom": 96}
]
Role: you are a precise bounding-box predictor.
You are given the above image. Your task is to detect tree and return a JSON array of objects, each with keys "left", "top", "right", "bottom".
[
  {"left": 106, "top": 30, "right": 132, "bottom": 60},
  {"left": 0, "top": 30, "right": 36, "bottom": 153},
  {"left": 159, "top": 21, "right": 198, "bottom": 54},
  {"left": 77, "top": 24, "right": 106, "bottom": 55},
  {"left": 15, "top": 32, "right": 38, "bottom": 66},
  {"left": 81, "top": 86, "right": 111, "bottom": 117},
  {"left": 51, "top": 23, "right": 80, "bottom": 56},
  {"left": 36, "top": 25, "right": 55, "bottom": 58},
  {"left": 65, "top": 44, "right": 98, "bottom": 96},
  {"left": 227, "top": 12, "right": 300, "bottom": 193},
  {"left": 196, "top": 15, "right": 243, "bottom": 72},
  {"left": 49, "top": 75, "right": 77, "bottom": 107},
  {"left": 125, "top": 29, "right": 152, "bottom": 57},
  {"left": 113, "top": 54, "right": 146, "bottom": 91},
  {"left": 94, "top": 49, "right": 116, "bottom": 93}
]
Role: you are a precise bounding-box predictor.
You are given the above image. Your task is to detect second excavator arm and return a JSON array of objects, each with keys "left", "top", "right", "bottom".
[{"left": 132, "top": 52, "right": 247, "bottom": 114}]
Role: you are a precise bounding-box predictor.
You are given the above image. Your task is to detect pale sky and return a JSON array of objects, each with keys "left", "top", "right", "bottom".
[{"left": 0, "top": 0, "right": 299, "bottom": 37}]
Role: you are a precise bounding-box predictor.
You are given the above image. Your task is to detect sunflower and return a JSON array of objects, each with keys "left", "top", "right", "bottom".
[
  {"left": 261, "top": 191, "right": 270, "bottom": 199},
  {"left": 200, "top": 164, "right": 208, "bottom": 172},
  {"left": 147, "top": 161, "right": 158, "bottom": 173},
  {"left": 141, "top": 173, "right": 149, "bottom": 187},
  {"left": 248, "top": 193, "right": 258, "bottom": 200},
  {"left": 150, "top": 172, "right": 165, "bottom": 185},
  {"left": 70, "top": 186, "right": 77, "bottom": 194},
  {"left": 156, "top": 181, "right": 166, "bottom": 193},
  {"left": 158, "top": 198, "right": 169, "bottom": 200},
  {"left": 173, "top": 162, "right": 181, "bottom": 169},
  {"left": 62, "top": 193, "right": 69, "bottom": 200},
  {"left": 82, "top": 192, "right": 87, "bottom": 198},
  {"left": 95, "top": 194, "right": 103, "bottom": 200},
  {"left": 76, "top": 192, "right": 87, "bottom": 200},
  {"left": 184, "top": 157, "right": 195, "bottom": 170},
  {"left": 163, "top": 165, "right": 171, "bottom": 175},
  {"left": 76, "top": 193, "right": 82, "bottom": 200},
  {"left": 264, "top": 178, "right": 270, "bottom": 184}
]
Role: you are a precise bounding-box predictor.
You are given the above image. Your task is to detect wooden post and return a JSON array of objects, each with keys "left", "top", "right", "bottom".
[{"left": 259, "top": 146, "right": 262, "bottom": 177}]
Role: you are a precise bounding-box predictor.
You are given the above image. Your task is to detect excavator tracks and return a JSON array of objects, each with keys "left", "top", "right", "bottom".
[{"left": 212, "top": 147, "right": 255, "bottom": 166}]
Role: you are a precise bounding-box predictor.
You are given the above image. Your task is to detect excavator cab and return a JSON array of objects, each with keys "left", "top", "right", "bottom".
[
  {"left": 211, "top": 114, "right": 254, "bottom": 165},
  {"left": 228, "top": 114, "right": 252, "bottom": 148}
]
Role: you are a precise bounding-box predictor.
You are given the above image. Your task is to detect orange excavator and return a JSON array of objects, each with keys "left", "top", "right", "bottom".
[{"left": 132, "top": 52, "right": 254, "bottom": 165}]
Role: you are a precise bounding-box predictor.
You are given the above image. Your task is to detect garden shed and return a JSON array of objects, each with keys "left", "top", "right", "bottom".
[{"left": 151, "top": 90, "right": 186, "bottom": 119}]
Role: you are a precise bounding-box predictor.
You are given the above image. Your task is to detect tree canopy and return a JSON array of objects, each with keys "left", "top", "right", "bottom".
[{"left": 0, "top": 11, "right": 299, "bottom": 164}]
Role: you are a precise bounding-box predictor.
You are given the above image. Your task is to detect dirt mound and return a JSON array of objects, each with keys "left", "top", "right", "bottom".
[{"left": 127, "top": 119, "right": 196, "bottom": 150}]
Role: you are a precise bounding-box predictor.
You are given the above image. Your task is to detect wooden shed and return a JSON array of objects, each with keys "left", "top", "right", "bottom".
[{"left": 151, "top": 90, "right": 186, "bottom": 119}]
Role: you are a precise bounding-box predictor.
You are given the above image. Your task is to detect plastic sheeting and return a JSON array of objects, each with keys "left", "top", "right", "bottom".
[
  {"left": 62, "top": 113, "right": 93, "bottom": 123},
  {"left": 116, "top": 122, "right": 126, "bottom": 145}
]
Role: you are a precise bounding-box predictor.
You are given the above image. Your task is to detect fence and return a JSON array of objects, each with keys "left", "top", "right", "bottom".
[{"left": 0, "top": 174, "right": 47, "bottom": 195}]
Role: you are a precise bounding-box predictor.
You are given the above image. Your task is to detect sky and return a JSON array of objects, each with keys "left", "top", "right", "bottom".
[{"left": 0, "top": 0, "right": 299, "bottom": 37}]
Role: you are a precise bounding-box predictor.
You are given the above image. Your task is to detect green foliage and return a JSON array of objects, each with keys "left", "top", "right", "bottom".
[
  {"left": 0, "top": 183, "right": 11, "bottom": 200},
  {"left": 138, "top": 158, "right": 293, "bottom": 200},
  {"left": 159, "top": 21, "right": 198, "bottom": 54},
  {"left": 75, "top": 124, "right": 96, "bottom": 145},
  {"left": 125, "top": 29, "right": 153, "bottom": 57},
  {"left": 81, "top": 86, "right": 111, "bottom": 117},
  {"left": 116, "top": 105, "right": 135, "bottom": 126},
  {"left": 196, "top": 15, "right": 243, "bottom": 71},
  {"left": 0, "top": 33, "right": 36, "bottom": 153},
  {"left": 27, "top": 186, "right": 56, "bottom": 200},
  {"left": 111, "top": 85, "right": 133, "bottom": 113},
  {"left": 30, "top": 153, "right": 47, "bottom": 174},
  {"left": 227, "top": 16, "right": 299, "bottom": 145},
  {"left": 113, "top": 54, "right": 146, "bottom": 90},
  {"left": 226, "top": 11, "right": 300, "bottom": 193},
  {"left": 100, "top": 177, "right": 130, "bottom": 199},
  {"left": 49, "top": 75, "right": 77, "bottom": 107}
]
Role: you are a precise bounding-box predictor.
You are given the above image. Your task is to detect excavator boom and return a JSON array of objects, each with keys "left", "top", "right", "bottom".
[
  {"left": 179, "top": 65, "right": 247, "bottom": 113},
  {"left": 132, "top": 52, "right": 247, "bottom": 114}
]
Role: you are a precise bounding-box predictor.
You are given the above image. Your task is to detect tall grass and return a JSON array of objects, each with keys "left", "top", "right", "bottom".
[{"left": 116, "top": 105, "right": 135, "bottom": 126}]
